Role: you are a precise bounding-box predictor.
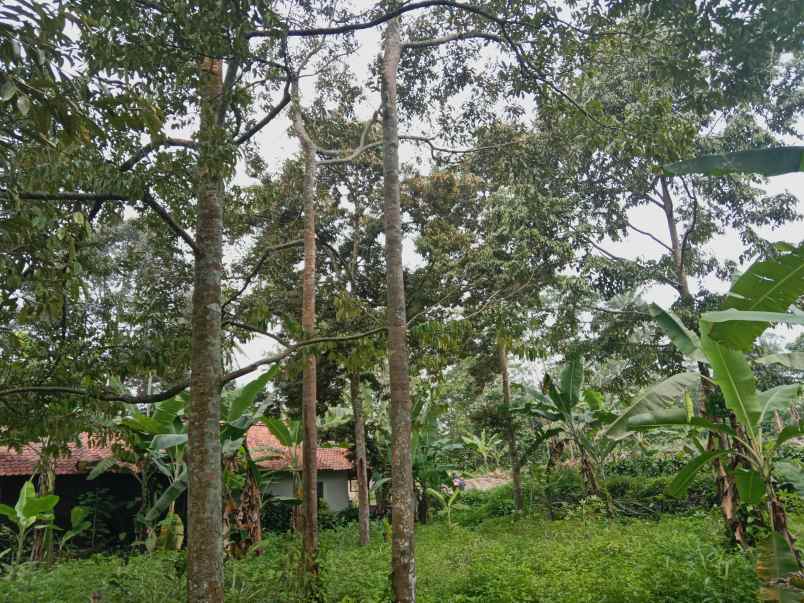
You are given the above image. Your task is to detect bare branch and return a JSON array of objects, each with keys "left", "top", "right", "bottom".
[
  {"left": 400, "top": 134, "right": 524, "bottom": 156},
  {"left": 248, "top": 1, "right": 507, "bottom": 39},
  {"left": 625, "top": 219, "right": 672, "bottom": 252},
  {"left": 234, "top": 75, "right": 292, "bottom": 145},
  {"left": 119, "top": 137, "right": 196, "bottom": 172},
  {"left": 7, "top": 191, "right": 129, "bottom": 202},
  {"left": 402, "top": 31, "right": 502, "bottom": 49},
  {"left": 220, "top": 327, "right": 387, "bottom": 384},
  {"left": 5, "top": 189, "right": 199, "bottom": 254},
  {"left": 0, "top": 328, "right": 387, "bottom": 403},
  {"left": 318, "top": 141, "right": 383, "bottom": 165},
  {"left": 0, "top": 382, "right": 189, "bottom": 405},
  {"left": 222, "top": 238, "right": 305, "bottom": 310},
  {"left": 223, "top": 320, "right": 291, "bottom": 347},
  {"left": 141, "top": 189, "right": 200, "bottom": 254}
]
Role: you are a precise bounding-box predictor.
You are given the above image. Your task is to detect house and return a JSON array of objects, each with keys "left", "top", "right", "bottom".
[
  {"left": 0, "top": 425, "right": 354, "bottom": 521},
  {"left": 246, "top": 423, "right": 353, "bottom": 511}
]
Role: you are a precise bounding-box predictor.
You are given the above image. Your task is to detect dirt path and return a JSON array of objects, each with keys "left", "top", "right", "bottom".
[{"left": 463, "top": 474, "right": 510, "bottom": 491}]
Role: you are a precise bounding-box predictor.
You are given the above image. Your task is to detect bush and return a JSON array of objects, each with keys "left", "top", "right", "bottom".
[
  {"left": 607, "top": 455, "right": 687, "bottom": 477},
  {"left": 261, "top": 498, "right": 294, "bottom": 533}
]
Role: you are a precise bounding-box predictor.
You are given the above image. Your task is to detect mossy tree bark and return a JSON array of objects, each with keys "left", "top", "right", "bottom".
[
  {"left": 187, "top": 56, "right": 225, "bottom": 603},
  {"left": 382, "top": 16, "right": 416, "bottom": 602}
]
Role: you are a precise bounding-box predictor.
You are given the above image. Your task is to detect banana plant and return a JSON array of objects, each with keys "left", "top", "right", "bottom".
[
  {"left": 614, "top": 242, "right": 804, "bottom": 592},
  {"left": 426, "top": 487, "right": 465, "bottom": 529},
  {"left": 461, "top": 429, "right": 504, "bottom": 469},
  {"left": 512, "top": 354, "right": 617, "bottom": 512},
  {"left": 57, "top": 506, "right": 91, "bottom": 555},
  {"left": 263, "top": 417, "right": 304, "bottom": 531},
  {"left": 0, "top": 481, "right": 59, "bottom": 575}
]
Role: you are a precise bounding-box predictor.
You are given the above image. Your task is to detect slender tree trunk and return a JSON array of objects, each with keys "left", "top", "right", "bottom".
[
  {"left": 382, "top": 17, "right": 416, "bottom": 602},
  {"left": 291, "top": 87, "right": 320, "bottom": 579},
  {"left": 417, "top": 490, "right": 428, "bottom": 524},
  {"left": 545, "top": 438, "right": 564, "bottom": 519},
  {"left": 661, "top": 177, "right": 747, "bottom": 544},
  {"left": 31, "top": 451, "right": 55, "bottom": 562},
  {"left": 300, "top": 140, "right": 319, "bottom": 578},
  {"left": 351, "top": 372, "right": 371, "bottom": 545},
  {"left": 659, "top": 177, "right": 692, "bottom": 300},
  {"left": 498, "top": 340, "right": 523, "bottom": 512},
  {"left": 187, "top": 56, "right": 225, "bottom": 603}
]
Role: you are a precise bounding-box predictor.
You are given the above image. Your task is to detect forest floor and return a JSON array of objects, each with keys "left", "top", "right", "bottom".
[{"left": 0, "top": 511, "right": 761, "bottom": 603}]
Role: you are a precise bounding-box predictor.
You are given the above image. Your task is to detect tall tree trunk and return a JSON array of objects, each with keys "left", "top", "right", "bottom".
[
  {"left": 187, "top": 56, "right": 225, "bottom": 603},
  {"left": 351, "top": 372, "right": 371, "bottom": 545},
  {"left": 292, "top": 88, "right": 320, "bottom": 579},
  {"left": 498, "top": 340, "right": 523, "bottom": 512},
  {"left": 661, "top": 176, "right": 747, "bottom": 545},
  {"left": 300, "top": 139, "right": 319, "bottom": 578},
  {"left": 382, "top": 17, "right": 416, "bottom": 603}
]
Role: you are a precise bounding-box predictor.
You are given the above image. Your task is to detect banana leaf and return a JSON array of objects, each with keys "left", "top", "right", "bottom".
[
  {"left": 664, "top": 146, "right": 804, "bottom": 177},
  {"left": 706, "top": 242, "right": 804, "bottom": 351},
  {"left": 604, "top": 372, "right": 700, "bottom": 441},
  {"left": 667, "top": 450, "right": 728, "bottom": 498},
  {"left": 648, "top": 304, "right": 706, "bottom": 361},
  {"left": 145, "top": 469, "right": 187, "bottom": 524},
  {"left": 700, "top": 326, "right": 760, "bottom": 435},
  {"left": 756, "top": 352, "right": 804, "bottom": 371}
]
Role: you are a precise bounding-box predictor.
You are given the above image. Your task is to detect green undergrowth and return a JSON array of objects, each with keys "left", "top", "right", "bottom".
[{"left": 0, "top": 511, "right": 757, "bottom": 603}]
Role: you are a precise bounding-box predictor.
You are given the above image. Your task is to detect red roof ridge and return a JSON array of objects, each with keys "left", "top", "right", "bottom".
[{"left": 0, "top": 425, "right": 353, "bottom": 476}]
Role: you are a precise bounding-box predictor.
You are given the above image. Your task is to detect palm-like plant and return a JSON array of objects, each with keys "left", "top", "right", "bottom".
[
  {"left": 608, "top": 242, "right": 804, "bottom": 597},
  {"left": 512, "top": 356, "right": 617, "bottom": 512}
]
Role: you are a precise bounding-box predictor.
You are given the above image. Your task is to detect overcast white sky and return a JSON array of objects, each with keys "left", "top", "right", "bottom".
[{"left": 229, "top": 18, "right": 804, "bottom": 378}]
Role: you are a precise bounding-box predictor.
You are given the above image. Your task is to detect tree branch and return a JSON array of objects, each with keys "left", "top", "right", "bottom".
[
  {"left": 223, "top": 320, "right": 291, "bottom": 347},
  {"left": 625, "top": 219, "right": 672, "bottom": 252},
  {"left": 401, "top": 30, "right": 502, "bottom": 49},
  {"left": 5, "top": 189, "right": 199, "bottom": 253},
  {"left": 7, "top": 191, "right": 129, "bottom": 202},
  {"left": 141, "top": 189, "right": 200, "bottom": 254},
  {"left": 0, "top": 328, "right": 387, "bottom": 403},
  {"left": 222, "top": 238, "right": 305, "bottom": 310},
  {"left": 234, "top": 74, "right": 292, "bottom": 145},
  {"left": 221, "top": 327, "right": 387, "bottom": 384},
  {"left": 119, "top": 137, "right": 196, "bottom": 172},
  {"left": 248, "top": 1, "right": 507, "bottom": 39}
]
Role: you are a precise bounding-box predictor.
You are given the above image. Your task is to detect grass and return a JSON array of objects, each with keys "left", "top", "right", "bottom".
[{"left": 0, "top": 511, "right": 757, "bottom": 603}]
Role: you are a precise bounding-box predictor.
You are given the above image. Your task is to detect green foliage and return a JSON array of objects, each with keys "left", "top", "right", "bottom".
[
  {"left": 58, "top": 506, "right": 92, "bottom": 555},
  {"left": 0, "top": 515, "right": 758, "bottom": 603},
  {"left": 73, "top": 489, "right": 127, "bottom": 553}
]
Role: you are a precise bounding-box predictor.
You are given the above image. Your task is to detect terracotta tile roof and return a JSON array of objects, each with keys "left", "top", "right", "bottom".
[
  {"left": 0, "top": 434, "right": 111, "bottom": 476},
  {"left": 0, "top": 424, "right": 352, "bottom": 476},
  {"left": 246, "top": 423, "right": 353, "bottom": 472}
]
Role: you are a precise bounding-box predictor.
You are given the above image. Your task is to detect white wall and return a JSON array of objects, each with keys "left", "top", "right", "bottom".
[{"left": 266, "top": 470, "right": 351, "bottom": 512}]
